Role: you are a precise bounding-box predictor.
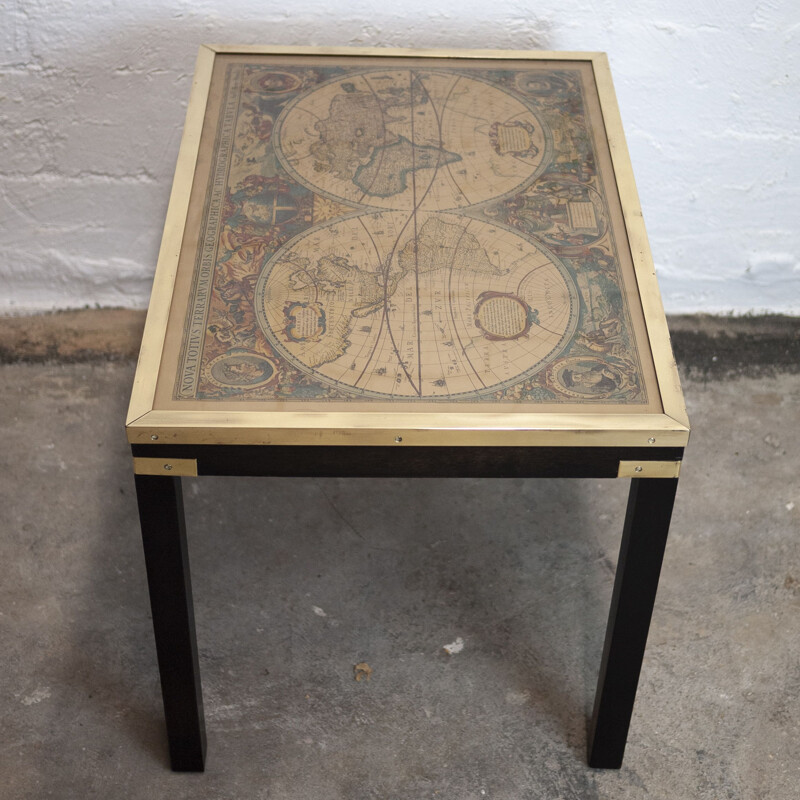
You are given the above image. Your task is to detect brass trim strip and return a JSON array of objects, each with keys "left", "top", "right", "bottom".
[
  {"left": 126, "top": 45, "right": 217, "bottom": 426},
  {"left": 133, "top": 457, "right": 199, "bottom": 477},
  {"left": 618, "top": 460, "right": 681, "bottom": 479},
  {"left": 591, "top": 55, "right": 690, "bottom": 433},
  {"left": 204, "top": 45, "right": 605, "bottom": 60},
  {"left": 127, "top": 409, "right": 688, "bottom": 447}
]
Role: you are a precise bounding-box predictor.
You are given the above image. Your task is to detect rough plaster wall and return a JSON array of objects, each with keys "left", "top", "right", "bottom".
[{"left": 1, "top": 0, "right": 798, "bottom": 314}]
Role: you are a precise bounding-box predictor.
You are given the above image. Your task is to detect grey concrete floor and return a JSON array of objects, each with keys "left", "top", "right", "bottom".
[{"left": 1, "top": 361, "right": 799, "bottom": 799}]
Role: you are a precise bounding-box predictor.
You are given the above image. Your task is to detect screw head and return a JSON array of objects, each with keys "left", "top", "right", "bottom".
[
  {"left": 394, "top": 436, "right": 403, "bottom": 443},
  {"left": 150, "top": 434, "right": 159, "bottom": 441},
  {"left": 163, "top": 464, "right": 173, "bottom": 471},
  {"left": 635, "top": 465, "right": 643, "bottom": 473},
  {"left": 648, "top": 437, "right": 656, "bottom": 444}
]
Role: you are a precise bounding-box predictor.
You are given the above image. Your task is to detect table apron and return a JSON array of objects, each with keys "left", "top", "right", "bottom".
[{"left": 130, "top": 444, "right": 684, "bottom": 479}]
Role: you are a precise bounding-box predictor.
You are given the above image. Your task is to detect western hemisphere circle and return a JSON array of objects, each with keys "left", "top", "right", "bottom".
[{"left": 274, "top": 69, "right": 552, "bottom": 211}]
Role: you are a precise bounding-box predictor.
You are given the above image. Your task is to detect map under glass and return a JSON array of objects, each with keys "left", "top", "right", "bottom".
[{"left": 162, "top": 56, "right": 658, "bottom": 408}]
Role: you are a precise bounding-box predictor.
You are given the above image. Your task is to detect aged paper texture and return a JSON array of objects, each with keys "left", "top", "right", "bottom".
[{"left": 157, "top": 55, "right": 660, "bottom": 412}]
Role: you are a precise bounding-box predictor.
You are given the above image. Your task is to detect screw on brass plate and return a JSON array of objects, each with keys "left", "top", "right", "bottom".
[
  {"left": 151, "top": 434, "right": 159, "bottom": 441},
  {"left": 635, "top": 465, "right": 643, "bottom": 473},
  {"left": 164, "top": 464, "right": 173, "bottom": 471},
  {"left": 648, "top": 437, "right": 656, "bottom": 444},
  {"left": 394, "top": 436, "right": 403, "bottom": 443}
]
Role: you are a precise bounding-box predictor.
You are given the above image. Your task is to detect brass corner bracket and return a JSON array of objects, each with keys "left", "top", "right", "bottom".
[
  {"left": 618, "top": 460, "right": 681, "bottom": 479},
  {"left": 133, "top": 457, "right": 198, "bottom": 477}
]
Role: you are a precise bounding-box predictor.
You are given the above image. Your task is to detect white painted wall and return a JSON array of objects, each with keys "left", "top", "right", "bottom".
[{"left": 1, "top": 0, "right": 798, "bottom": 314}]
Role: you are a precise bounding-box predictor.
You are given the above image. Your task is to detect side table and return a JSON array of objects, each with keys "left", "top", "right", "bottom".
[{"left": 127, "top": 45, "right": 690, "bottom": 772}]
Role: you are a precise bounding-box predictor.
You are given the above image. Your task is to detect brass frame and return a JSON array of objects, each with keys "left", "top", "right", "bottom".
[{"left": 126, "top": 45, "right": 689, "bottom": 449}]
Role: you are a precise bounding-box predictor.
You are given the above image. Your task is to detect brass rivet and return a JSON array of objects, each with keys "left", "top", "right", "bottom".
[
  {"left": 648, "top": 437, "right": 656, "bottom": 444},
  {"left": 635, "top": 465, "right": 643, "bottom": 473},
  {"left": 164, "top": 464, "right": 173, "bottom": 471},
  {"left": 395, "top": 436, "right": 403, "bottom": 443},
  {"left": 151, "top": 434, "right": 159, "bottom": 441}
]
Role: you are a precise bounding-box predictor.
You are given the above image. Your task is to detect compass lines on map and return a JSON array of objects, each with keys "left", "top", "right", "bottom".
[
  {"left": 358, "top": 209, "right": 420, "bottom": 394},
  {"left": 255, "top": 67, "right": 577, "bottom": 400},
  {"left": 254, "top": 210, "right": 579, "bottom": 399}
]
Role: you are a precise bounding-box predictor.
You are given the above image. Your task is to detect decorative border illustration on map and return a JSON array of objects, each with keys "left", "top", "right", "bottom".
[{"left": 174, "top": 60, "right": 648, "bottom": 404}]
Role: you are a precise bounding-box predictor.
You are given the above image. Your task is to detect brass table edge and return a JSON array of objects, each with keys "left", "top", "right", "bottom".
[
  {"left": 126, "top": 420, "right": 690, "bottom": 449},
  {"left": 126, "top": 408, "right": 689, "bottom": 446},
  {"left": 590, "top": 55, "right": 688, "bottom": 434},
  {"left": 126, "top": 45, "right": 217, "bottom": 425},
  {"left": 203, "top": 44, "right": 607, "bottom": 61}
]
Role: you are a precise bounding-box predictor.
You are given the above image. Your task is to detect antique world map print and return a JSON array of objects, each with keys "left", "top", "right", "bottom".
[{"left": 161, "top": 55, "right": 659, "bottom": 409}]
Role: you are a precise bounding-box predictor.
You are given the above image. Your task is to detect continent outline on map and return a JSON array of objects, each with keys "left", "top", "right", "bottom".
[
  {"left": 272, "top": 67, "right": 555, "bottom": 212},
  {"left": 253, "top": 208, "right": 580, "bottom": 400}
]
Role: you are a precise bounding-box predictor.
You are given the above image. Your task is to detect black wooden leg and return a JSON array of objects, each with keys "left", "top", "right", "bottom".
[
  {"left": 135, "top": 474, "right": 206, "bottom": 771},
  {"left": 587, "top": 477, "right": 678, "bottom": 769}
]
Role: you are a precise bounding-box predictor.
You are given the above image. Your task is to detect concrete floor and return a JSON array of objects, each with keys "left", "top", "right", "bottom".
[{"left": 1, "top": 359, "right": 799, "bottom": 799}]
